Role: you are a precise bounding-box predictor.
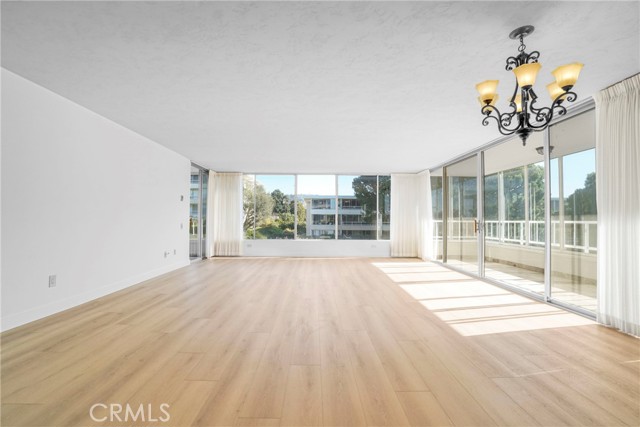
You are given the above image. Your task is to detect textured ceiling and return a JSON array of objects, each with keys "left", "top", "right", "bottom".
[{"left": 2, "top": 1, "right": 638, "bottom": 173}]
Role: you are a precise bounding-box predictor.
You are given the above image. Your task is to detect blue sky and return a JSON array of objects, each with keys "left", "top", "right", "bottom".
[{"left": 550, "top": 148, "right": 596, "bottom": 198}]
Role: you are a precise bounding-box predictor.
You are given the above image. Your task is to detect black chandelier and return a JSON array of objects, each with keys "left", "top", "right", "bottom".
[{"left": 476, "top": 25, "right": 583, "bottom": 145}]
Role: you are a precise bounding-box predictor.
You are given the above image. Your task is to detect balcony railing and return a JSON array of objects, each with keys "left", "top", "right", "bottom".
[{"left": 434, "top": 219, "right": 597, "bottom": 253}]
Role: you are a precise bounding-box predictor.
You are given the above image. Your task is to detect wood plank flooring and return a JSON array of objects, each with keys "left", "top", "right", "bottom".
[{"left": 1, "top": 258, "right": 638, "bottom": 426}]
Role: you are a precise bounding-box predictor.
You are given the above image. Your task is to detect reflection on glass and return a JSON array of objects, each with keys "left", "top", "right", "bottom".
[
  {"left": 378, "top": 176, "right": 391, "bottom": 240},
  {"left": 483, "top": 134, "right": 545, "bottom": 292},
  {"left": 297, "top": 175, "right": 336, "bottom": 239},
  {"left": 338, "top": 176, "right": 377, "bottom": 240},
  {"left": 445, "top": 156, "right": 478, "bottom": 272},
  {"left": 430, "top": 168, "right": 443, "bottom": 260},
  {"left": 549, "top": 109, "right": 597, "bottom": 311}
]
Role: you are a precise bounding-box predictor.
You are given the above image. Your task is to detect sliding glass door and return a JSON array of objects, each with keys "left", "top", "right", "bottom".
[
  {"left": 548, "top": 109, "right": 597, "bottom": 312},
  {"left": 482, "top": 132, "right": 546, "bottom": 295},
  {"left": 434, "top": 104, "right": 597, "bottom": 316},
  {"left": 445, "top": 155, "right": 479, "bottom": 273}
]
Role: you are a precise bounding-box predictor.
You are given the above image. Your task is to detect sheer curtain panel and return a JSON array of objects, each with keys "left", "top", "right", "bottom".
[
  {"left": 391, "top": 173, "right": 430, "bottom": 258},
  {"left": 595, "top": 74, "right": 640, "bottom": 336},
  {"left": 211, "top": 172, "right": 244, "bottom": 256},
  {"left": 417, "top": 171, "right": 433, "bottom": 261},
  {"left": 205, "top": 171, "right": 216, "bottom": 257}
]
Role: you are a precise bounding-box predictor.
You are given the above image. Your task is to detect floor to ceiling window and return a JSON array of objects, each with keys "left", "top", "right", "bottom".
[
  {"left": 483, "top": 132, "right": 546, "bottom": 294},
  {"left": 445, "top": 155, "right": 479, "bottom": 274},
  {"left": 549, "top": 109, "right": 597, "bottom": 312},
  {"left": 189, "top": 164, "right": 208, "bottom": 260},
  {"left": 434, "top": 104, "right": 597, "bottom": 316},
  {"left": 430, "top": 168, "right": 444, "bottom": 260}
]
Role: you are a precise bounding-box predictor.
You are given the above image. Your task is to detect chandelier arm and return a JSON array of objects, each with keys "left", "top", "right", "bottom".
[
  {"left": 526, "top": 90, "right": 578, "bottom": 129},
  {"left": 481, "top": 113, "right": 518, "bottom": 136},
  {"left": 496, "top": 110, "right": 522, "bottom": 133},
  {"left": 528, "top": 93, "right": 552, "bottom": 122},
  {"left": 480, "top": 106, "right": 521, "bottom": 134},
  {"left": 505, "top": 56, "right": 520, "bottom": 71},
  {"left": 525, "top": 50, "right": 540, "bottom": 64}
]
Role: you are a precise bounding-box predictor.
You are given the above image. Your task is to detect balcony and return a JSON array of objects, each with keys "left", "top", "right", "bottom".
[{"left": 433, "top": 219, "right": 597, "bottom": 311}]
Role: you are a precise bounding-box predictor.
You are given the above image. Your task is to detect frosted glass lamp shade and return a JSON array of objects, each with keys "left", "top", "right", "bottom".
[
  {"left": 513, "top": 63, "right": 542, "bottom": 89},
  {"left": 476, "top": 80, "right": 499, "bottom": 104},
  {"left": 552, "top": 63, "right": 584, "bottom": 90},
  {"left": 546, "top": 81, "right": 565, "bottom": 101},
  {"left": 513, "top": 94, "right": 523, "bottom": 112}
]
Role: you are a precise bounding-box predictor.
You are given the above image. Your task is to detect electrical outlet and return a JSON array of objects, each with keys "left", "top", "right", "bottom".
[
  {"left": 180, "top": 223, "right": 183, "bottom": 229},
  {"left": 48, "top": 275, "right": 57, "bottom": 288},
  {"left": 173, "top": 249, "right": 177, "bottom": 255},
  {"left": 164, "top": 251, "right": 170, "bottom": 258}
]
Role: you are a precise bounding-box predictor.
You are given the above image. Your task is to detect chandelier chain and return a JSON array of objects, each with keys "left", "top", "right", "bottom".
[{"left": 518, "top": 35, "right": 526, "bottom": 53}]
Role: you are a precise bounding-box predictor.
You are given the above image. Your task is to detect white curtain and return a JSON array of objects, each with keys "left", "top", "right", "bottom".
[
  {"left": 210, "top": 172, "right": 243, "bottom": 257},
  {"left": 205, "top": 171, "right": 216, "bottom": 258},
  {"left": 417, "top": 171, "right": 433, "bottom": 260},
  {"left": 594, "top": 74, "right": 640, "bottom": 336},
  {"left": 391, "top": 173, "right": 431, "bottom": 258}
]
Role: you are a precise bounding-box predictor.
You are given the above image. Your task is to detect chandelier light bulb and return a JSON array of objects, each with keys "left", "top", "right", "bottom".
[
  {"left": 513, "top": 94, "right": 523, "bottom": 112},
  {"left": 552, "top": 62, "right": 584, "bottom": 91},
  {"left": 546, "top": 81, "right": 566, "bottom": 102},
  {"left": 475, "top": 80, "right": 500, "bottom": 104},
  {"left": 513, "top": 62, "right": 542, "bottom": 89}
]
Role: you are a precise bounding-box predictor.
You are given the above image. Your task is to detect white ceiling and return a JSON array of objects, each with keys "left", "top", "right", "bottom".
[{"left": 2, "top": 1, "right": 638, "bottom": 173}]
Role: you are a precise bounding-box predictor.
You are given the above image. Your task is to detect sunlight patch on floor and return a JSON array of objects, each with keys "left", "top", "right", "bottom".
[{"left": 374, "top": 259, "right": 595, "bottom": 337}]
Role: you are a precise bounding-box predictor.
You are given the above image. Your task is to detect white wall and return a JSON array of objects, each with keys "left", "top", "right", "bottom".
[
  {"left": 243, "top": 239, "right": 390, "bottom": 257},
  {"left": 1, "top": 69, "right": 191, "bottom": 331}
]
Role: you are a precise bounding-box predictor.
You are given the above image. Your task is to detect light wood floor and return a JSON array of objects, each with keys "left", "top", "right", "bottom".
[{"left": 1, "top": 258, "right": 638, "bottom": 426}]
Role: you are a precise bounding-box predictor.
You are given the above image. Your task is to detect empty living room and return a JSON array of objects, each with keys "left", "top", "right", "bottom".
[{"left": 1, "top": 1, "right": 638, "bottom": 426}]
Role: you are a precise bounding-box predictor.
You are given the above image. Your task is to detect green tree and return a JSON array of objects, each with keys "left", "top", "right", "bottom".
[
  {"left": 271, "top": 189, "right": 291, "bottom": 216},
  {"left": 565, "top": 172, "right": 597, "bottom": 218},
  {"left": 527, "top": 164, "right": 545, "bottom": 220},
  {"left": 503, "top": 167, "right": 525, "bottom": 220},
  {"left": 243, "top": 176, "right": 274, "bottom": 237},
  {"left": 352, "top": 176, "right": 380, "bottom": 222}
]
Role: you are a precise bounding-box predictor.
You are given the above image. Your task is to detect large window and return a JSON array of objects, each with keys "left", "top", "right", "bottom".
[
  {"left": 483, "top": 131, "right": 546, "bottom": 292},
  {"left": 243, "top": 174, "right": 391, "bottom": 240},
  {"left": 433, "top": 105, "right": 597, "bottom": 315},
  {"left": 338, "top": 175, "right": 377, "bottom": 240},
  {"left": 297, "top": 175, "right": 336, "bottom": 239},
  {"left": 445, "top": 155, "right": 478, "bottom": 273},
  {"left": 378, "top": 176, "right": 391, "bottom": 239},
  {"left": 243, "top": 175, "right": 295, "bottom": 239},
  {"left": 549, "top": 110, "right": 597, "bottom": 311},
  {"left": 190, "top": 165, "right": 208, "bottom": 260},
  {"left": 431, "top": 168, "right": 443, "bottom": 260}
]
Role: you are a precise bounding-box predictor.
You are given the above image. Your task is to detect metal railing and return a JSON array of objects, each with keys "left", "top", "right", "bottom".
[{"left": 433, "top": 219, "right": 597, "bottom": 253}]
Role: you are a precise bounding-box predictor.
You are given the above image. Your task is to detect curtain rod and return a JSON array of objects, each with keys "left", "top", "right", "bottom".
[{"left": 603, "top": 73, "right": 640, "bottom": 90}]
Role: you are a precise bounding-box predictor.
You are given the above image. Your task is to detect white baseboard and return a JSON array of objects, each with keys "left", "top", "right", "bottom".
[{"left": 1, "top": 260, "right": 190, "bottom": 332}]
